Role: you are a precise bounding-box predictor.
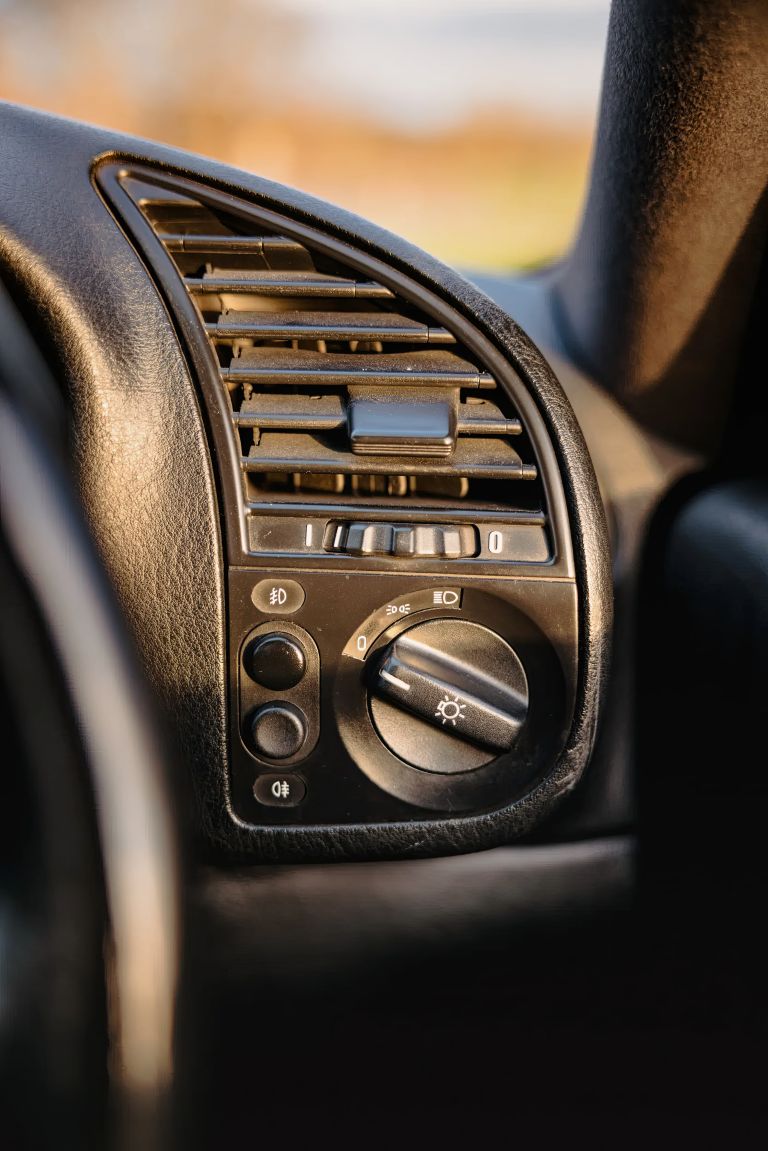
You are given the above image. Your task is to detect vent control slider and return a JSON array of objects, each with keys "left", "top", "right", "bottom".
[{"left": 325, "top": 521, "right": 478, "bottom": 559}]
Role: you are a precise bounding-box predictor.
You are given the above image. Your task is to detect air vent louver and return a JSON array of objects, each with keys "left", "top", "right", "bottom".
[{"left": 124, "top": 176, "right": 548, "bottom": 557}]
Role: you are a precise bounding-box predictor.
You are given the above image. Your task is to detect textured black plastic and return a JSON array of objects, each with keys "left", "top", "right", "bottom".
[
  {"left": 0, "top": 103, "right": 611, "bottom": 860},
  {"left": 557, "top": 0, "right": 768, "bottom": 451},
  {"left": 0, "top": 106, "right": 228, "bottom": 850},
  {"left": 370, "top": 618, "right": 529, "bottom": 763}
]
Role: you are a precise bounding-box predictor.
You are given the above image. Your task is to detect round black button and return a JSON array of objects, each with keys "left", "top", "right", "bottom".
[
  {"left": 250, "top": 703, "right": 307, "bottom": 760},
  {"left": 246, "top": 633, "right": 306, "bottom": 690}
]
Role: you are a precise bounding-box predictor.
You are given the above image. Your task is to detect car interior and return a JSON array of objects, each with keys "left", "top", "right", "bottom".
[{"left": 1, "top": 0, "right": 767, "bottom": 1146}]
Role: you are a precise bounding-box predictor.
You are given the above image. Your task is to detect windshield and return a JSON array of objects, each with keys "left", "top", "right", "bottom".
[{"left": 0, "top": 0, "right": 611, "bottom": 271}]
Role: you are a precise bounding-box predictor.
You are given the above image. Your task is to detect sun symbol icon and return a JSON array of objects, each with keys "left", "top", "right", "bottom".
[{"left": 435, "top": 694, "right": 466, "bottom": 726}]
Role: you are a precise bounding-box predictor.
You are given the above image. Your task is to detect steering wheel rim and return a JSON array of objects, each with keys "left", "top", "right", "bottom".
[{"left": 0, "top": 284, "right": 180, "bottom": 1150}]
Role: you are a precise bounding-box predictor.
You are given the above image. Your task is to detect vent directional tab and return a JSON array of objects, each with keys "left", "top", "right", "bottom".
[{"left": 348, "top": 400, "right": 455, "bottom": 457}]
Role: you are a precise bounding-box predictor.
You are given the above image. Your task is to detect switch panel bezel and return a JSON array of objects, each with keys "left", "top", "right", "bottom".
[
  {"left": 229, "top": 568, "right": 577, "bottom": 828},
  {"left": 237, "top": 619, "right": 320, "bottom": 770},
  {"left": 98, "top": 157, "right": 611, "bottom": 859}
]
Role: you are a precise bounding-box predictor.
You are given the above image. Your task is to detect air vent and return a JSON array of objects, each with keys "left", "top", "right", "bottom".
[{"left": 115, "top": 173, "right": 550, "bottom": 562}]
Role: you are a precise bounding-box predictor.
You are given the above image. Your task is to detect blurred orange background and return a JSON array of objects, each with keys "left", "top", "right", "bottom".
[{"left": 0, "top": 0, "right": 610, "bottom": 270}]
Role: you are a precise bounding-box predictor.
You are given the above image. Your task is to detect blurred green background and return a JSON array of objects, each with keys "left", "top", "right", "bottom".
[{"left": 0, "top": 0, "right": 610, "bottom": 271}]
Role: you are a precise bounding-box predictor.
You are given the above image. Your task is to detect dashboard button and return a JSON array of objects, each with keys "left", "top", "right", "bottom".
[
  {"left": 246, "top": 633, "right": 306, "bottom": 690},
  {"left": 250, "top": 703, "right": 307, "bottom": 759},
  {"left": 251, "top": 578, "right": 305, "bottom": 615},
  {"left": 254, "top": 773, "right": 307, "bottom": 807}
]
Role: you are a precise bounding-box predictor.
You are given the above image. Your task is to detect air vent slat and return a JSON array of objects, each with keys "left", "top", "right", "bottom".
[
  {"left": 243, "top": 434, "right": 537, "bottom": 480},
  {"left": 188, "top": 271, "right": 394, "bottom": 298},
  {"left": 224, "top": 349, "right": 494, "bottom": 390},
  {"left": 233, "top": 395, "right": 520, "bottom": 437},
  {"left": 161, "top": 234, "right": 306, "bottom": 256},
  {"left": 205, "top": 310, "right": 455, "bottom": 344},
  {"left": 235, "top": 394, "right": 346, "bottom": 431},
  {"left": 458, "top": 405, "right": 522, "bottom": 436},
  {"left": 137, "top": 199, "right": 228, "bottom": 235}
]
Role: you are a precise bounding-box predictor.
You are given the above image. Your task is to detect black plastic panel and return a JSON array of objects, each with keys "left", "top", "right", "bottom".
[
  {"left": 96, "top": 161, "right": 591, "bottom": 843},
  {"left": 228, "top": 566, "right": 576, "bottom": 834},
  {"left": 0, "top": 105, "right": 611, "bottom": 858}
]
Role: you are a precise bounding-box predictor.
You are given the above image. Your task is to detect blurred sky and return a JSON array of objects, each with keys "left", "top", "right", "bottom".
[
  {"left": 0, "top": 0, "right": 612, "bottom": 270},
  {"left": 274, "top": 0, "right": 611, "bottom": 129}
]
